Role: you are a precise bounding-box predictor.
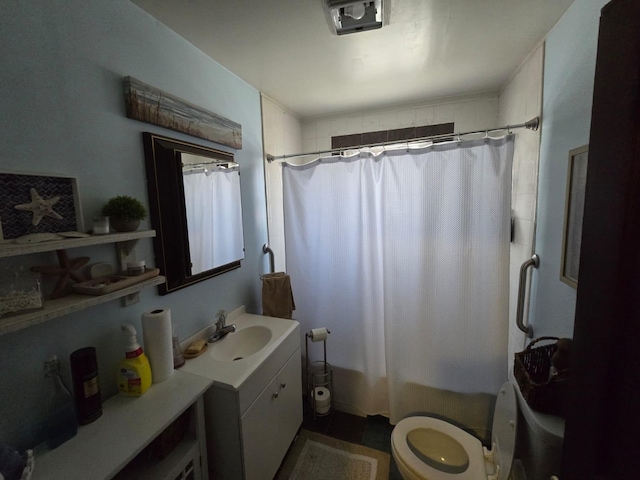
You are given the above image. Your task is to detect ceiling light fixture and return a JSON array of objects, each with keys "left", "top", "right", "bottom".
[
  {"left": 344, "top": 4, "right": 366, "bottom": 20},
  {"left": 322, "top": 0, "right": 388, "bottom": 36}
]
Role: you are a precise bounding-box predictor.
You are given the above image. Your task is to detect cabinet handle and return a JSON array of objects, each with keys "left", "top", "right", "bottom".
[
  {"left": 272, "top": 392, "right": 279, "bottom": 399},
  {"left": 280, "top": 383, "right": 286, "bottom": 389}
]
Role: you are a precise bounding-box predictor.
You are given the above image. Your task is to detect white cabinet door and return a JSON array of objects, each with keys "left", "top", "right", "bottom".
[
  {"left": 274, "top": 350, "right": 303, "bottom": 459},
  {"left": 242, "top": 376, "right": 282, "bottom": 480},
  {"left": 241, "top": 351, "right": 302, "bottom": 480}
]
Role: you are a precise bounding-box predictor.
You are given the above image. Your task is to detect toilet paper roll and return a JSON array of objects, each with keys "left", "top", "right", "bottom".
[
  {"left": 312, "top": 386, "right": 331, "bottom": 414},
  {"left": 310, "top": 327, "right": 329, "bottom": 342},
  {"left": 141, "top": 308, "right": 174, "bottom": 383}
]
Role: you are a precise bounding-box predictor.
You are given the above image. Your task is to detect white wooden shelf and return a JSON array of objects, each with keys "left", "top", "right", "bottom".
[
  {"left": 33, "top": 370, "right": 212, "bottom": 480},
  {"left": 0, "top": 230, "right": 161, "bottom": 336},
  {"left": 0, "top": 230, "right": 156, "bottom": 258},
  {"left": 0, "top": 276, "right": 166, "bottom": 336}
]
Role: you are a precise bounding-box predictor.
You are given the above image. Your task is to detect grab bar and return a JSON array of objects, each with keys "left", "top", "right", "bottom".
[
  {"left": 516, "top": 254, "right": 539, "bottom": 338},
  {"left": 263, "top": 244, "right": 275, "bottom": 274}
]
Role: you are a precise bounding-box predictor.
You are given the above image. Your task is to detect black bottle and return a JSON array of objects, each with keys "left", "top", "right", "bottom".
[{"left": 70, "top": 347, "right": 103, "bottom": 425}]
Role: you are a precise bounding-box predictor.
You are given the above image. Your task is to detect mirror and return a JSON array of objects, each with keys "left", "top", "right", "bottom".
[
  {"left": 560, "top": 144, "right": 588, "bottom": 289},
  {"left": 143, "top": 132, "right": 245, "bottom": 294}
]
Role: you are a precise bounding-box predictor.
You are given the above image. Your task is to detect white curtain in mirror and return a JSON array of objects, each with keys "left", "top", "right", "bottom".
[
  {"left": 283, "top": 136, "right": 514, "bottom": 424},
  {"left": 183, "top": 167, "right": 244, "bottom": 275}
]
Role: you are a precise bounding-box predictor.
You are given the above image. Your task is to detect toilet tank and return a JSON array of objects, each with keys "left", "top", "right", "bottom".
[{"left": 512, "top": 380, "right": 564, "bottom": 480}]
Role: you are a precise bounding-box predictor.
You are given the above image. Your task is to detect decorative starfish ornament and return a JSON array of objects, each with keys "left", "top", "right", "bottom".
[
  {"left": 31, "top": 249, "right": 89, "bottom": 299},
  {"left": 14, "top": 188, "right": 63, "bottom": 226}
]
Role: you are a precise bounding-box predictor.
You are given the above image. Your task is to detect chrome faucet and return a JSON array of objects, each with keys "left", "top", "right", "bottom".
[{"left": 208, "top": 310, "right": 236, "bottom": 343}]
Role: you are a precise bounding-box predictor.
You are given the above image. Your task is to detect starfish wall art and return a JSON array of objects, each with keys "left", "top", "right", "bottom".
[
  {"left": 14, "top": 188, "right": 64, "bottom": 226},
  {"left": 0, "top": 172, "right": 83, "bottom": 240}
]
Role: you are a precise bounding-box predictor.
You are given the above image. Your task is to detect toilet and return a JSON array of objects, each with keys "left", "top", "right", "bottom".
[{"left": 391, "top": 382, "right": 517, "bottom": 480}]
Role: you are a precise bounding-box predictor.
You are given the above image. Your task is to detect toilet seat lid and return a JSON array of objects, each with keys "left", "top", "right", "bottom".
[
  {"left": 392, "top": 416, "right": 486, "bottom": 480},
  {"left": 407, "top": 428, "right": 470, "bottom": 473}
]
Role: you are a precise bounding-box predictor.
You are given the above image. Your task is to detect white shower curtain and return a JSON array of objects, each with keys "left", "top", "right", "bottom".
[
  {"left": 183, "top": 167, "right": 244, "bottom": 274},
  {"left": 283, "top": 136, "right": 514, "bottom": 426}
]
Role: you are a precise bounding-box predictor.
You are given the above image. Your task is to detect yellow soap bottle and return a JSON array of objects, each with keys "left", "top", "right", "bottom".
[{"left": 117, "top": 324, "right": 152, "bottom": 396}]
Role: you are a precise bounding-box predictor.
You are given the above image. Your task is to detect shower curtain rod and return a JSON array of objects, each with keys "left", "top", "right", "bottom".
[
  {"left": 266, "top": 116, "right": 540, "bottom": 162},
  {"left": 181, "top": 159, "right": 238, "bottom": 170}
]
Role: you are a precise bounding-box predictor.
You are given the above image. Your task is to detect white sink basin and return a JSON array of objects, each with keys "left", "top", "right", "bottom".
[
  {"left": 209, "top": 325, "right": 272, "bottom": 362},
  {"left": 180, "top": 308, "right": 300, "bottom": 391}
]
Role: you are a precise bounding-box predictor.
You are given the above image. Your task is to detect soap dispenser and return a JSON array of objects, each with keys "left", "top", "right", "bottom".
[{"left": 44, "top": 355, "right": 78, "bottom": 449}]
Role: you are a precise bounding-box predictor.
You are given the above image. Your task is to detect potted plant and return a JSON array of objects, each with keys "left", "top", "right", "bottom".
[{"left": 101, "top": 195, "right": 147, "bottom": 232}]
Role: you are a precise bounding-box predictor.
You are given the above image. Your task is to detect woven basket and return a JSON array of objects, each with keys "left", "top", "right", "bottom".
[{"left": 514, "top": 336, "right": 569, "bottom": 417}]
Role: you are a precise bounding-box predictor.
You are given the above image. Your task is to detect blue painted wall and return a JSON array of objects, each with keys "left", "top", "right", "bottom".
[
  {"left": 0, "top": 0, "right": 268, "bottom": 450},
  {"left": 529, "top": 0, "right": 610, "bottom": 339}
]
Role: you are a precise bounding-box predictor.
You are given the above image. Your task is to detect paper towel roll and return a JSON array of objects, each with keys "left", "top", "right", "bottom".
[
  {"left": 310, "top": 327, "right": 328, "bottom": 342},
  {"left": 142, "top": 308, "right": 174, "bottom": 383},
  {"left": 312, "top": 387, "right": 331, "bottom": 414}
]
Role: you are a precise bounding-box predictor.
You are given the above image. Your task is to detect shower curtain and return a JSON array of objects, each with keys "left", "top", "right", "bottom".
[
  {"left": 183, "top": 167, "right": 244, "bottom": 274},
  {"left": 283, "top": 136, "right": 514, "bottom": 426}
]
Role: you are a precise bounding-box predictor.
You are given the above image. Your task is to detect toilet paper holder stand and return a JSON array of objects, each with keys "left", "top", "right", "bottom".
[{"left": 305, "top": 329, "right": 333, "bottom": 419}]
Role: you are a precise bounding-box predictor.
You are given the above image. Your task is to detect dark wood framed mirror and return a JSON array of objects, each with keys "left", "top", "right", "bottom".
[
  {"left": 143, "top": 132, "right": 245, "bottom": 295},
  {"left": 560, "top": 144, "right": 588, "bottom": 288}
]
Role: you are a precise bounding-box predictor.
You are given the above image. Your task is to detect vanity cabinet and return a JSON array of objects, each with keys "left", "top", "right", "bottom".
[
  {"left": 204, "top": 346, "right": 303, "bottom": 480},
  {"left": 241, "top": 349, "right": 303, "bottom": 480}
]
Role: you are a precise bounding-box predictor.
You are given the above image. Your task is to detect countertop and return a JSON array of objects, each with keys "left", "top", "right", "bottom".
[{"left": 32, "top": 370, "right": 212, "bottom": 480}]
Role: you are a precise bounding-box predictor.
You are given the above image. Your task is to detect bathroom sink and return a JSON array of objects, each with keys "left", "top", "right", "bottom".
[
  {"left": 208, "top": 325, "right": 273, "bottom": 362},
  {"left": 181, "top": 307, "right": 300, "bottom": 390}
]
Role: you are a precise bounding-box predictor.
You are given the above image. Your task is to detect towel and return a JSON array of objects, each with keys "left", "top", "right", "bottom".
[{"left": 262, "top": 272, "right": 296, "bottom": 319}]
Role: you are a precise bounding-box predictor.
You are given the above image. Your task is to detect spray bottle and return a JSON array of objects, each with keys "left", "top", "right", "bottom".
[{"left": 117, "top": 324, "right": 152, "bottom": 396}]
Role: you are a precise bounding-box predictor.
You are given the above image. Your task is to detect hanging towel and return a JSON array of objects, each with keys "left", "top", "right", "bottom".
[{"left": 262, "top": 272, "right": 296, "bottom": 319}]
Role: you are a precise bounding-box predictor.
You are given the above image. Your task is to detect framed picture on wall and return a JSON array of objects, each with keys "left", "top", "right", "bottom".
[
  {"left": 0, "top": 171, "right": 83, "bottom": 241},
  {"left": 560, "top": 145, "right": 589, "bottom": 288}
]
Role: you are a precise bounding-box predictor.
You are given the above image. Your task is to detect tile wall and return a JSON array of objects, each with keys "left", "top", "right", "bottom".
[
  {"left": 498, "top": 43, "right": 544, "bottom": 370},
  {"left": 261, "top": 94, "right": 303, "bottom": 273},
  {"left": 300, "top": 94, "right": 500, "bottom": 161}
]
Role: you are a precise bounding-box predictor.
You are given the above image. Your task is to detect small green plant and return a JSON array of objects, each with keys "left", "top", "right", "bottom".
[{"left": 101, "top": 195, "right": 147, "bottom": 221}]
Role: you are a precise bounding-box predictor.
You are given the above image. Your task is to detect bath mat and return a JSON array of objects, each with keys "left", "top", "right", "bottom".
[{"left": 276, "top": 429, "right": 390, "bottom": 480}]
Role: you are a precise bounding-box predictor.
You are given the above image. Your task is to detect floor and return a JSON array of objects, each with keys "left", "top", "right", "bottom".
[{"left": 297, "top": 402, "right": 402, "bottom": 479}]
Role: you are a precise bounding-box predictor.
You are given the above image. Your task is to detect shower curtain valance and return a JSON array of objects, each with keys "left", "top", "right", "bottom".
[{"left": 281, "top": 134, "right": 515, "bottom": 171}]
